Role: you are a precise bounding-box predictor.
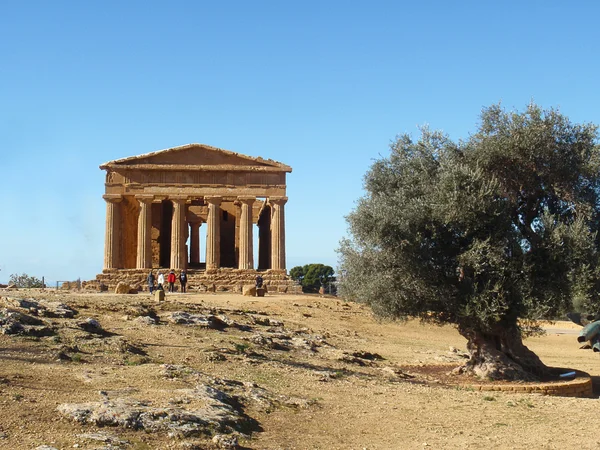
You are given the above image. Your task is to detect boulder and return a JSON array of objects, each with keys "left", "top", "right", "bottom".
[
  {"left": 168, "top": 312, "right": 229, "bottom": 330},
  {"left": 135, "top": 316, "right": 157, "bottom": 326},
  {"left": 212, "top": 434, "right": 239, "bottom": 449},
  {"left": 242, "top": 286, "right": 256, "bottom": 297},
  {"left": 40, "top": 301, "right": 77, "bottom": 318},
  {"left": 3, "top": 297, "right": 39, "bottom": 309},
  {"left": 57, "top": 384, "right": 249, "bottom": 438},
  {"left": 78, "top": 317, "right": 103, "bottom": 333},
  {"left": 2, "top": 309, "right": 44, "bottom": 325},
  {"left": 115, "top": 282, "right": 131, "bottom": 294}
]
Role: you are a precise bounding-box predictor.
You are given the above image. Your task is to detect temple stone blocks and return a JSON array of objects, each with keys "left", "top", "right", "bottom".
[{"left": 96, "top": 143, "right": 299, "bottom": 293}]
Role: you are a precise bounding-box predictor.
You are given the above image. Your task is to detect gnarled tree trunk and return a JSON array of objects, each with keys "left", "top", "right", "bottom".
[{"left": 457, "top": 325, "right": 550, "bottom": 381}]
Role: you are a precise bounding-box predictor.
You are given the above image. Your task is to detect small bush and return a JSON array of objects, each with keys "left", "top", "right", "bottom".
[
  {"left": 9, "top": 273, "right": 44, "bottom": 288},
  {"left": 234, "top": 343, "right": 250, "bottom": 354}
]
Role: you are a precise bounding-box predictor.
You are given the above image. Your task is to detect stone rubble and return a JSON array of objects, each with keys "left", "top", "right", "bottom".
[
  {"left": 167, "top": 311, "right": 229, "bottom": 330},
  {"left": 76, "top": 431, "right": 130, "bottom": 446},
  {"left": 77, "top": 317, "right": 104, "bottom": 333},
  {"left": 0, "top": 308, "right": 55, "bottom": 336},
  {"left": 57, "top": 384, "right": 257, "bottom": 439},
  {"left": 212, "top": 433, "right": 239, "bottom": 449},
  {"left": 134, "top": 315, "right": 157, "bottom": 326},
  {"left": 0, "top": 296, "right": 77, "bottom": 336}
]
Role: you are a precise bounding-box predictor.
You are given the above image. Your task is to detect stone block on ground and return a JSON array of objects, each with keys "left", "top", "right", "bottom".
[
  {"left": 155, "top": 290, "right": 165, "bottom": 302},
  {"left": 115, "top": 282, "right": 131, "bottom": 294},
  {"left": 242, "top": 285, "right": 256, "bottom": 297},
  {"left": 256, "top": 288, "right": 266, "bottom": 297}
]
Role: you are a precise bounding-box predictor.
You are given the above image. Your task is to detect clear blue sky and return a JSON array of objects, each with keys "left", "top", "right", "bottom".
[{"left": 1, "top": 1, "right": 599, "bottom": 283}]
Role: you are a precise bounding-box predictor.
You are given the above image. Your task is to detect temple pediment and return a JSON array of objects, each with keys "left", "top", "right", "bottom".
[{"left": 100, "top": 143, "right": 291, "bottom": 172}]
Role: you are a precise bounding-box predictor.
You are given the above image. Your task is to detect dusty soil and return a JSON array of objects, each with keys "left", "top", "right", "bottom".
[{"left": 0, "top": 289, "right": 599, "bottom": 450}]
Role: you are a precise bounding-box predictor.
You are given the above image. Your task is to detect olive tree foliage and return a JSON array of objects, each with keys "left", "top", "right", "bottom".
[
  {"left": 9, "top": 273, "right": 44, "bottom": 288},
  {"left": 338, "top": 103, "right": 600, "bottom": 380}
]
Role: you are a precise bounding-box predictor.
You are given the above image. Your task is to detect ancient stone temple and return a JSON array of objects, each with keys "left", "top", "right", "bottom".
[{"left": 91, "top": 143, "right": 301, "bottom": 293}]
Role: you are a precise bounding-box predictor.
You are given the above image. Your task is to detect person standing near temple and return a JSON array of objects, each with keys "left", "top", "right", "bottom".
[
  {"left": 147, "top": 271, "right": 155, "bottom": 294},
  {"left": 179, "top": 270, "right": 187, "bottom": 293},
  {"left": 167, "top": 270, "right": 176, "bottom": 293},
  {"left": 157, "top": 271, "right": 165, "bottom": 291}
]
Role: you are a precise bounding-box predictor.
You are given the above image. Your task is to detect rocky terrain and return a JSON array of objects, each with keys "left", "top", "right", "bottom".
[{"left": 0, "top": 288, "right": 599, "bottom": 449}]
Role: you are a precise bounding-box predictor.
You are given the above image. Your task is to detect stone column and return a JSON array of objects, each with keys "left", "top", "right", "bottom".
[
  {"left": 238, "top": 197, "right": 255, "bottom": 269},
  {"left": 103, "top": 194, "right": 122, "bottom": 270},
  {"left": 190, "top": 221, "right": 201, "bottom": 265},
  {"left": 205, "top": 196, "right": 222, "bottom": 270},
  {"left": 170, "top": 196, "right": 188, "bottom": 269},
  {"left": 270, "top": 197, "right": 287, "bottom": 271},
  {"left": 135, "top": 195, "right": 154, "bottom": 269}
]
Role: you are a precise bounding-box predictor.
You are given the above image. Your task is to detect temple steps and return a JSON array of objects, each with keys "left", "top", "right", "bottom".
[{"left": 84, "top": 268, "right": 302, "bottom": 294}]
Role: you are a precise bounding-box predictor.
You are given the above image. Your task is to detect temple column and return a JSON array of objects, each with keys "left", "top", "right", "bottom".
[
  {"left": 205, "top": 196, "right": 222, "bottom": 270},
  {"left": 170, "top": 196, "right": 188, "bottom": 269},
  {"left": 103, "top": 194, "right": 122, "bottom": 270},
  {"left": 190, "top": 221, "right": 201, "bottom": 265},
  {"left": 270, "top": 197, "right": 287, "bottom": 271},
  {"left": 238, "top": 197, "right": 255, "bottom": 269},
  {"left": 136, "top": 195, "right": 154, "bottom": 269}
]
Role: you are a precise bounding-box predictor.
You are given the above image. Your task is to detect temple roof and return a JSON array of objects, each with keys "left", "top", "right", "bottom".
[{"left": 100, "top": 143, "right": 292, "bottom": 172}]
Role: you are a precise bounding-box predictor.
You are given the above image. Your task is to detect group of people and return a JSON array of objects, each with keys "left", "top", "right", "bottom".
[{"left": 147, "top": 270, "right": 187, "bottom": 293}]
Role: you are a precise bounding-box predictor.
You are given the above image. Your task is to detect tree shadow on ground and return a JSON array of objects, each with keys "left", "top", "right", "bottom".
[{"left": 248, "top": 352, "right": 376, "bottom": 379}]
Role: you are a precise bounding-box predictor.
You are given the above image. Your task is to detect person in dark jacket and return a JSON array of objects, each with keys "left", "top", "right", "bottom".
[
  {"left": 179, "top": 270, "right": 187, "bottom": 293},
  {"left": 167, "top": 270, "right": 176, "bottom": 292},
  {"left": 147, "top": 271, "right": 155, "bottom": 294}
]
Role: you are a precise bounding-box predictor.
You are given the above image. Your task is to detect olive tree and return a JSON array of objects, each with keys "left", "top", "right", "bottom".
[{"left": 338, "top": 103, "right": 600, "bottom": 380}]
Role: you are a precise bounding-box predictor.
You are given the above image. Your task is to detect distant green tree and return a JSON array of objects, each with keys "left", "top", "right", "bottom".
[
  {"left": 289, "top": 266, "right": 305, "bottom": 284},
  {"left": 290, "top": 264, "right": 335, "bottom": 293},
  {"left": 339, "top": 103, "right": 600, "bottom": 381},
  {"left": 9, "top": 273, "right": 44, "bottom": 288}
]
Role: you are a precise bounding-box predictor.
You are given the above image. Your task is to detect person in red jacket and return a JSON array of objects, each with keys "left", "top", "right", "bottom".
[{"left": 167, "top": 270, "right": 177, "bottom": 292}]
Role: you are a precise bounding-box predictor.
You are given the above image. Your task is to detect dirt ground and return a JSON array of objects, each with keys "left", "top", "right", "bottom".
[{"left": 0, "top": 289, "right": 599, "bottom": 450}]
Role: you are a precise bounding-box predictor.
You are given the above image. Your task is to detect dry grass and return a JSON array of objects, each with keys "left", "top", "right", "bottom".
[{"left": 0, "top": 289, "right": 598, "bottom": 449}]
